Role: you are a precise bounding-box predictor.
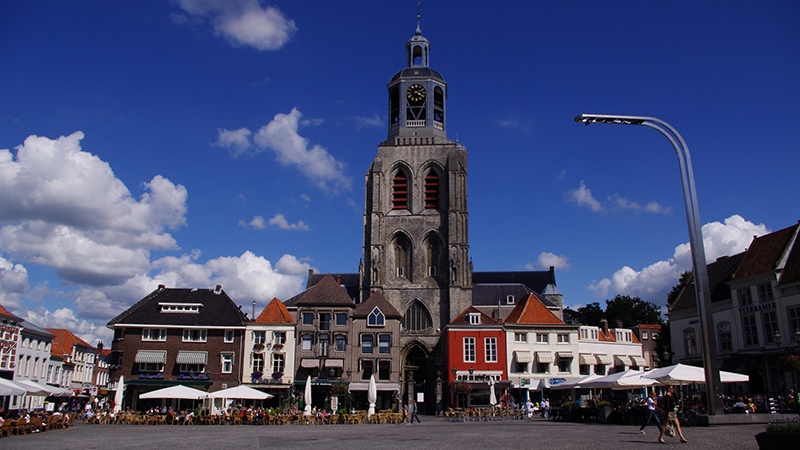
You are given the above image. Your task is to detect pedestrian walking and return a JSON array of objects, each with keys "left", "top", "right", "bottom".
[
  {"left": 658, "top": 386, "right": 688, "bottom": 444},
  {"left": 410, "top": 400, "right": 421, "bottom": 424},
  {"left": 639, "top": 391, "right": 661, "bottom": 434}
]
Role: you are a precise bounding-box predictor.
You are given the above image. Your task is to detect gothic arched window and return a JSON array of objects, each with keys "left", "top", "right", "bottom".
[
  {"left": 393, "top": 233, "right": 411, "bottom": 279},
  {"left": 392, "top": 168, "right": 409, "bottom": 210},
  {"left": 424, "top": 169, "right": 439, "bottom": 209},
  {"left": 424, "top": 233, "right": 441, "bottom": 278},
  {"left": 403, "top": 300, "right": 432, "bottom": 332}
]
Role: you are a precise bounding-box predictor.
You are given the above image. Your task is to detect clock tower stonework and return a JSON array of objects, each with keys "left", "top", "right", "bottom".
[{"left": 361, "top": 23, "right": 472, "bottom": 374}]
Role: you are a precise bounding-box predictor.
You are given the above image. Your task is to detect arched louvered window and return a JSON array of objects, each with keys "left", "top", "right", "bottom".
[
  {"left": 392, "top": 169, "right": 409, "bottom": 210},
  {"left": 424, "top": 170, "right": 439, "bottom": 209},
  {"left": 403, "top": 300, "right": 432, "bottom": 331}
]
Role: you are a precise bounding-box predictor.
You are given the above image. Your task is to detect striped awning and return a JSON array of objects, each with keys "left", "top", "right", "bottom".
[
  {"left": 630, "top": 355, "right": 647, "bottom": 367},
  {"left": 534, "top": 352, "right": 553, "bottom": 363},
  {"left": 176, "top": 351, "right": 208, "bottom": 365},
  {"left": 134, "top": 350, "right": 167, "bottom": 364},
  {"left": 595, "top": 354, "right": 613, "bottom": 365},
  {"left": 300, "top": 358, "right": 320, "bottom": 368},
  {"left": 614, "top": 355, "right": 629, "bottom": 366},
  {"left": 513, "top": 351, "right": 532, "bottom": 363},
  {"left": 578, "top": 354, "right": 594, "bottom": 365},
  {"left": 556, "top": 351, "right": 574, "bottom": 359},
  {"left": 325, "top": 359, "right": 344, "bottom": 368}
]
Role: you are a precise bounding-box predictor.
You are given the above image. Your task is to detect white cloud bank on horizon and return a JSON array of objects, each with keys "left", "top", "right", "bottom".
[
  {"left": 174, "top": 0, "right": 297, "bottom": 51},
  {"left": 214, "top": 108, "right": 352, "bottom": 193},
  {"left": 588, "top": 214, "right": 769, "bottom": 303}
]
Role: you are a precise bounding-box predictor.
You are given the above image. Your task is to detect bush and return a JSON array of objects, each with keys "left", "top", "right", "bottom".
[
  {"left": 766, "top": 418, "right": 800, "bottom": 433},
  {"left": 596, "top": 401, "right": 611, "bottom": 407}
]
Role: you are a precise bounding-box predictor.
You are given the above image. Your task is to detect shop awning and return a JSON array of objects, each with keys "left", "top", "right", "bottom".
[
  {"left": 513, "top": 351, "right": 532, "bottom": 363},
  {"left": 594, "top": 354, "right": 613, "bottom": 365},
  {"left": 630, "top": 355, "right": 647, "bottom": 367},
  {"left": 134, "top": 350, "right": 167, "bottom": 364},
  {"left": 176, "top": 351, "right": 208, "bottom": 365},
  {"left": 614, "top": 355, "right": 629, "bottom": 366},
  {"left": 578, "top": 354, "right": 594, "bottom": 365},
  {"left": 348, "top": 382, "right": 400, "bottom": 392},
  {"left": 535, "top": 352, "right": 553, "bottom": 363},
  {"left": 556, "top": 351, "right": 574, "bottom": 359},
  {"left": 324, "top": 359, "right": 344, "bottom": 368},
  {"left": 300, "top": 358, "right": 320, "bottom": 368}
]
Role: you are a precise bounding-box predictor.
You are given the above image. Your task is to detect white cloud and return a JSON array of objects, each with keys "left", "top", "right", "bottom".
[
  {"left": 213, "top": 127, "right": 253, "bottom": 156},
  {"left": 536, "top": 252, "right": 572, "bottom": 271},
  {"left": 567, "top": 180, "right": 604, "bottom": 212},
  {"left": 0, "top": 132, "right": 188, "bottom": 286},
  {"left": 176, "top": 0, "right": 297, "bottom": 51},
  {"left": 254, "top": 108, "right": 352, "bottom": 193},
  {"left": 21, "top": 306, "right": 112, "bottom": 348},
  {"left": 239, "top": 215, "right": 268, "bottom": 229},
  {"left": 300, "top": 194, "right": 311, "bottom": 202},
  {"left": 268, "top": 213, "right": 309, "bottom": 231},
  {"left": 588, "top": 215, "right": 769, "bottom": 303},
  {"left": 352, "top": 115, "right": 383, "bottom": 129}
]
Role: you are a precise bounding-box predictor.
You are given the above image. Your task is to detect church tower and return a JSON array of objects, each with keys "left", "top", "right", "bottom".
[{"left": 361, "top": 19, "right": 472, "bottom": 366}]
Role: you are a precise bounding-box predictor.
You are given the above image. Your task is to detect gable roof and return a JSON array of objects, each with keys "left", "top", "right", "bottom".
[
  {"left": 504, "top": 293, "right": 564, "bottom": 325},
  {"left": 781, "top": 229, "right": 800, "bottom": 285},
  {"left": 670, "top": 251, "right": 747, "bottom": 313},
  {"left": 449, "top": 305, "right": 500, "bottom": 326},
  {"left": 254, "top": 298, "right": 294, "bottom": 324},
  {"left": 353, "top": 291, "right": 401, "bottom": 318},
  {"left": 0, "top": 303, "right": 20, "bottom": 321},
  {"left": 307, "top": 272, "right": 360, "bottom": 303},
  {"left": 733, "top": 223, "right": 799, "bottom": 280},
  {"left": 107, "top": 286, "right": 248, "bottom": 327},
  {"left": 286, "top": 274, "right": 355, "bottom": 307},
  {"left": 472, "top": 269, "right": 555, "bottom": 295},
  {"left": 46, "top": 328, "right": 93, "bottom": 355},
  {"left": 472, "top": 283, "right": 556, "bottom": 307}
]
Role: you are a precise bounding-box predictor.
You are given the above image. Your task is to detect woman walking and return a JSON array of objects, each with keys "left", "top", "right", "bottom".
[{"left": 658, "top": 386, "right": 688, "bottom": 444}]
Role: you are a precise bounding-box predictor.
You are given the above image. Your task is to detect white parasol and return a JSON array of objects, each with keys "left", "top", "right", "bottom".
[
  {"left": 113, "top": 376, "right": 124, "bottom": 413},
  {"left": 139, "top": 384, "right": 207, "bottom": 399},
  {"left": 303, "top": 375, "right": 312, "bottom": 416},
  {"left": 367, "top": 374, "right": 377, "bottom": 419},
  {"left": 489, "top": 377, "right": 497, "bottom": 406}
]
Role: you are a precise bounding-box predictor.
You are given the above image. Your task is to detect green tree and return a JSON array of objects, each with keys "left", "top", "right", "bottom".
[
  {"left": 605, "top": 295, "right": 664, "bottom": 327},
  {"left": 666, "top": 271, "right": 693, "bottom": 306}
]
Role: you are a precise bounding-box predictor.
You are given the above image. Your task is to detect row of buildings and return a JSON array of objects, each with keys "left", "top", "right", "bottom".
[
  {"left": 669, "top": 221, "right": 800, "bottom": 394},
  {"left": 0, "top": 304, "right": 111, "bottom": 412},
  {"left": 104, "top": 275, "right": 649, "bottom": 413}
]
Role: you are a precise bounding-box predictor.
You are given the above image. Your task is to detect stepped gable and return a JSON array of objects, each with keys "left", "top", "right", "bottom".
[
  {"left": 670, "top": 251, "right": 747, "bottom": 312},
  {"left": 289, "top": 274, "right": 355, "bottom": 307},
  {"left": 107, "top": 287, "right": 247, "bottom": 326},
  {"left": 449, "top": 305, "right": 500, "bottom": 326},
  {"left": 254, "top": 297, "right": 293, "bottom": 324},
  {"left": 353, "top": 291, "right": 401, "bottom": 318},
  {"left": 504, "top": 293, "right": 564, "bottom": 325},
  {"left": 733, "top": 223, "right": 799, "bottom": 280}
]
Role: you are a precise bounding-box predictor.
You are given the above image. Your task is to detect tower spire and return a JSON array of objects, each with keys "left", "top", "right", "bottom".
[{"left": 416, "top": 2, "right": 422, "bottom": 36}]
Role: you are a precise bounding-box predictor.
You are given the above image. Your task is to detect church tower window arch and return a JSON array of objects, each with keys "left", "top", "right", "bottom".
[
  {"left": 392, "top": 167, "right": 411, "bottom": 211},
  {"left": 392, "top": 232, "right": 413, "bottom": 280},
  {"left": 403, "top": 299, "right": 433, "bottom": 332}
]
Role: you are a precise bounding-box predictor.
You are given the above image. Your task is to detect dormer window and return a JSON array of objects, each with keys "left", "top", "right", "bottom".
[
  {"left": 468, "top": 313, "right": 481, "bottom": 325},
  {"left": 506, "top": 295, "right": 515, "bottom": 305},
  {"left": 368, "top": 308, "right": 385, "bottom": 327},
  {"left": 159, "top": 303, "right": 202, "bottom": 313}
]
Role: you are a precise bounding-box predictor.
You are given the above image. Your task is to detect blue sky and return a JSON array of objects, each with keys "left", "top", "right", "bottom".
[{"left": 1, "top": 1, "right": 798, "bottom": 345}]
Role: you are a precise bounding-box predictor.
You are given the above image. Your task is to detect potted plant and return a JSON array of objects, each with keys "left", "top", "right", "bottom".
[
  {"left": 253, "top": 343, "right": 265, "bottom": 352},
  {"left": 251, "top": 371, "right": 263, "bottom": 383},
  {"left": 331, "top": 384, "right": 349, "bottom": 395},
  {"left": 596, "top": 401, "right": 612, "bottom": 423},
  {"left": 271, "top": 371, "right": 284, "bottom": 383},
  {"left": 755, "top": 419, "right": 800, "bottom": 449}
]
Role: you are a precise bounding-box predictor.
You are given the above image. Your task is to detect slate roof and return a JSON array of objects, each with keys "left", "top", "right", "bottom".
[
  {"left": 353, "top": 291, "right": 402, "bottom": 318},
  {"left": 46, "top": 328, "right": 94, "bottom": 355},
  {"left": 20, "top": 319, "right": 55, "bottom": 339},
  {"left": 472, "top": 283, "right": 556, "bottom": 307},
  {"left": 254, "top": 298, "right": 294, "bottom": 324},
  {"left": 449, "top": 305, "right": 501, "bottom": 326},
  {"left": 473, "top": 270, "right": 555, "bottom": 294},
  {"left": 390, "top": 67, "right": 444, "bottom": 83},
  {"left": 107, "top": 287, "right": 248, "bottom": 327},
  {"left": 504, "top": 293, "right": 564, "bottom": 325},
  {"left": 670, "top": 252, "right": 747, "bottom": 313},
  {"left": 286, "top": 274, "right": 355, "bottom": 308},
  {"left": 733, "top": 223, "right": 799, "bottom": 280},
  {"left": 306, "top": 273, "right": 360, "bottom": 303},
  {"left": 781, "top": 231, "right": 800, "bottom": 285}
]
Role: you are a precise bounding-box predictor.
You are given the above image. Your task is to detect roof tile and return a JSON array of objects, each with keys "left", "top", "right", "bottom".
[
  {"left": 254, "top": 298, "right": 294, "bottom": 324},
  {"left": 504, "top": 294, "right": 564, "bottom": 325}
]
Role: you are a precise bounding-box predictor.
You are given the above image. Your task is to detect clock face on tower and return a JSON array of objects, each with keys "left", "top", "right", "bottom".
[{"left": 406, "top": 84, "right": 426, "bottom": 102}]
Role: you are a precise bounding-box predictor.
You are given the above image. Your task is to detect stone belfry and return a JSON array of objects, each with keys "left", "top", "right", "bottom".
[{"left": 361, "top": 18, "right": 472, "bottom": 354}]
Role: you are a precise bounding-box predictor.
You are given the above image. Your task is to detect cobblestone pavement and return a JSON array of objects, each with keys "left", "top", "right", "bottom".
[{"left": 0, "top": 417, "right": 765, "bottom": 450}]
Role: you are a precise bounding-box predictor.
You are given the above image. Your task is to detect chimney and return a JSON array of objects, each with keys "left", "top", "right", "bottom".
[
  {"left": 215, "top": 285, "right": 222, "bottom": 294},
  {"left": 337, "top": 274, "right": 341, "bottom": 285},
  {"left": 97, "top": 341, "right": 103, "bottom": 351},
  {"left": 616, "top": 320, "right": 624, "bottom": 329},
  {"left": 158, "top": 284, "right": 165, "bottom": 290},
  {"left": 599, "top": 319, "right": 609, "bottom": 334}
]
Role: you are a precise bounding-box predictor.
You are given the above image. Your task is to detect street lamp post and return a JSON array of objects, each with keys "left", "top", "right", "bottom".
[{"left": 575, "top": 114, "right": 723, "bottom": 415}]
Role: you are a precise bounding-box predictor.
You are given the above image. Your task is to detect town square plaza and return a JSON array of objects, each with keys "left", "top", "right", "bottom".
[{"left": 0, "top": 417, "right": 766, "bottom": 449}]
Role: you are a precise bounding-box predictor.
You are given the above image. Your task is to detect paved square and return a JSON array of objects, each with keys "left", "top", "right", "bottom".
[{"left": 0, "top": 418, "right": 766, "bottom": 449}]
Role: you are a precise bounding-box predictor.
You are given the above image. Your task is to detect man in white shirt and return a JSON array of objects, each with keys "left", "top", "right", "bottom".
[{"left": 639, "top": 391, "right": 661, "bottom": 434}]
